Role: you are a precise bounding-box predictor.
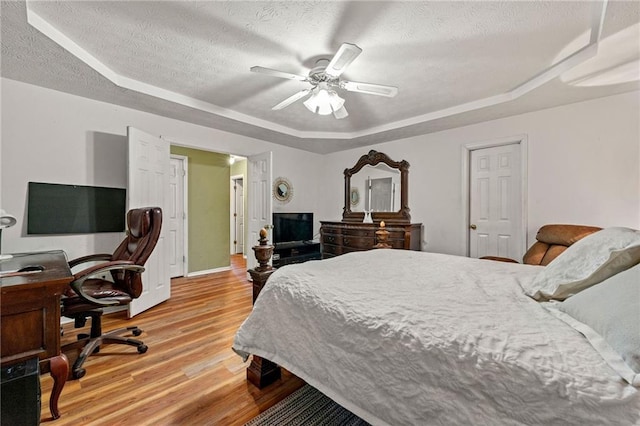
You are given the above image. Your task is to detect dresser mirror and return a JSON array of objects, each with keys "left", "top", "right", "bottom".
[
  {"left": 351, "top": 164, "right": 401, "bottom": 213},
  {"left": 343, "top": 150, "right": 411, "bottom": 224}
]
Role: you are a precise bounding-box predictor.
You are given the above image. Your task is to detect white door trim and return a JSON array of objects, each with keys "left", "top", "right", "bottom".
[
  {"left": 171, "top": 154, "right": 189, "bottom": 276},
  {"left": 461, "top": 134, "right": 528, "bottom": 257}
]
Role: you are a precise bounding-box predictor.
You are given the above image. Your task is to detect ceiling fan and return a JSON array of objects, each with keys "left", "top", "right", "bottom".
[{"left": 251, "top": 43, "right": 398, "bottom": 119}]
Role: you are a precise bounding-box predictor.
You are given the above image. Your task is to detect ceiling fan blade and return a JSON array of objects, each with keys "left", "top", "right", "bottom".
[
  {"left": 324, "top": 43, "right": 362, "bottom": 78},
  {"left": 340, "top": 80, "right": 398, "bottom": 97},
  {"left": 272, "top": 89, "right": 312, "bottom": 110},
  {"left": 333, "top": 105, "right": 349, "bottom": 119},
  {"left": 250, "top": 66, "right": 308, "bottom": 82}
]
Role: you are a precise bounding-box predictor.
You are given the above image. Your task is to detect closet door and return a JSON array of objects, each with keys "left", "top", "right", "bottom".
[{"left": 469, "top": 143, "right": 523, "bottom": 260}]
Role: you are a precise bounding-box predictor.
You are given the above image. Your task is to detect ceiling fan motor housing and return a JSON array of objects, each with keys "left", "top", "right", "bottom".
[{"left": 309, "top": 59, "right": 337, "bottom": 84}]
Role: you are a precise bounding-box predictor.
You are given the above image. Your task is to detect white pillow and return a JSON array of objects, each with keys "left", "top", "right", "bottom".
[
  {"left": 523, "top": 227, "right": 640, "bottom": 301},
  {"left": 545, "top": 264, "right": 640, "bottom": 386}
]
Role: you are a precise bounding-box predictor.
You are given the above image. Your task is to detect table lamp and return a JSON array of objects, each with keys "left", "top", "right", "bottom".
[{"left": 0, "top": 209, "right": 17, "bottom": 260}]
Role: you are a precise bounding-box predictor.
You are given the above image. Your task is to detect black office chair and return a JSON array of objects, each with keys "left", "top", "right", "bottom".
[{"left": 62, "top": 207, "right": 162, "bottom": 379}]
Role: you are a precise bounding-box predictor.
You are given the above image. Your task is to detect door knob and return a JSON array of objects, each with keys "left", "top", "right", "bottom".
[{"left": 469, "top": 224, "right": 477, "bottom": 230}]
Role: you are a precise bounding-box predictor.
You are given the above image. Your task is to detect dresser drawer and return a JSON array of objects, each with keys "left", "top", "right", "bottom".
[
  {"left": 321, "top": 234, "right": 341, "bottom": 245},
  {"left": 386, "top": 229, "right": 407, "bottom": 239},
  {"left": 341, "top": 228, "right": 375, "bottom": 238},
  {"left": 341, "top": 235, "right": 374, "bottom": 249},
  {"left": 321, "top": 243, "right": 342, "bottom": 256}
]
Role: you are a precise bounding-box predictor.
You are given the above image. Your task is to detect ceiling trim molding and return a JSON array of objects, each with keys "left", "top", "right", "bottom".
[
  {"left": 25, "top": 4, "right": 302, "bottom": 137},
  {"left": 25, "top": 0, "right": 607, "bottom": 141}
]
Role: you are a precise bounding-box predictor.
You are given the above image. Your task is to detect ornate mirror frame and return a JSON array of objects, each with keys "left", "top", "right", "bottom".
[
  {"left": 343, "top": 150, "right": 411, "bottom": 224},
  {"left": 273, "top": 177, "right": 293, "bottom": 203}
]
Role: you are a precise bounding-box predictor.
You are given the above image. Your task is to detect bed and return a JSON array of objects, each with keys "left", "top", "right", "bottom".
[{"left": 233, "top": 227, "right": 640, "bottom": 425}]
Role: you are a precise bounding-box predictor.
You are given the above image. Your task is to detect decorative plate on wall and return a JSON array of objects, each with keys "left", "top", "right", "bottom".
[{"left": 273, "top": 177, "right": 293, "bottom": 203}]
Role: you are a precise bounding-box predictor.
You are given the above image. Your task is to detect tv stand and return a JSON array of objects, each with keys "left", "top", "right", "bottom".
[{"left": 272, "top": 241, "right": 321, "bottom": 268}]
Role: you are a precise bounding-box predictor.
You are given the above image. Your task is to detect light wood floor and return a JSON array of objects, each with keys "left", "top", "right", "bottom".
[{"left": 40, "top": 255, "right": 305, "bottom": 425}]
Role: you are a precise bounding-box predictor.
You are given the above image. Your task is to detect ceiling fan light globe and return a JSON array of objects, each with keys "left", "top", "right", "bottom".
[
  {"left": 315, "top": 88, "right": 331, "bottom": 102},
  {"left": 303, "top": 95, "right": 320, "bottom": 114},
  {"left": 303, "top": 88, "right": 345, "bottom": 116}
]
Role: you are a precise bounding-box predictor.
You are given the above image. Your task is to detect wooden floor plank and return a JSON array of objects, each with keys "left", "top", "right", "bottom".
[{"left": 40, "top": 255, "right": 304, "bottom": 425}]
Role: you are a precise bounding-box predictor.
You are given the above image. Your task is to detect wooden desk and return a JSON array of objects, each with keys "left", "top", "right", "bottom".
[{"left": 1, "top": 250, "right": 73, "bottom": 420}]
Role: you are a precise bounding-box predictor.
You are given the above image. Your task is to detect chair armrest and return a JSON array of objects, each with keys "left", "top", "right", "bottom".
[
  {"left": 71, "top": 261, "right": 145, "bottom": 307},
  {"left": 479, "top": 256, "right": 520, "bottom": 263},
  {"left": 68, "top": 253, "right": 113, "bottom": 268}
]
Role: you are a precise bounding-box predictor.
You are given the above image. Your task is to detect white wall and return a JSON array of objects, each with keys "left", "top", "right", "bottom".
[
  {"left": 319, "top": 91, "right": 640, "bottom": 256},
  {"left": 3, "top": 79, "right": 638, "bottom": 259},
  {"left": 0, "top": 78, "right": 324, "bottom": 259}
]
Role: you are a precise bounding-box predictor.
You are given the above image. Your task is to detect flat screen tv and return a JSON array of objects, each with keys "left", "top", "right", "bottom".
[
  {"left": 272, "top": 212, "right": 313, "bottom": 244},
  {"left": 27, "top": 182, "right": 126, "bottom": 234}
]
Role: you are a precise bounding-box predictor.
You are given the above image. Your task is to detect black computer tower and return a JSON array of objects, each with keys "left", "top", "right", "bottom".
[{"left": 1, "top": 357, "right": 41, "bottom": 426}]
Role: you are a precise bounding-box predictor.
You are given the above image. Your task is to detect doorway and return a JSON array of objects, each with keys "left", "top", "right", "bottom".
[
  {"left": 462, "top": 136, "right": 528, "bottom": 260},
  {"left": 231, "top": 175, "right": 245, "bottom": 256},
  {"left": 169, "top": 155, "right": 187, "bottom": 278}
]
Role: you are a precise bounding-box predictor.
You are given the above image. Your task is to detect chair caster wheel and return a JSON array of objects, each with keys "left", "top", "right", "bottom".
[
  {"left": 137, "top": 345, "right": 148, "bottom": 354},
  {"left": 72, "top": 368, "right": 86, "bottom": 380},
  {"left": 132, "top": 328, "right": 143, "bottom": 337}
]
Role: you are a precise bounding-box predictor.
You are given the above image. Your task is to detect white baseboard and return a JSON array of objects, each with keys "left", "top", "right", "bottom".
[{"left": 186, "top": 265, "right": 231, "bottom": 277}]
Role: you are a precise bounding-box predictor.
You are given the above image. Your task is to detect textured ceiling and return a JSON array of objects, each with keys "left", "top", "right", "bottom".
[{"left": 1, "top": 1, "right": 639, "bottom": 154}]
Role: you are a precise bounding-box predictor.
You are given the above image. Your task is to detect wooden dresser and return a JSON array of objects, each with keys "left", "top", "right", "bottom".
[{"left": 320, "top": 221, "right": 422, "bottom": 258}]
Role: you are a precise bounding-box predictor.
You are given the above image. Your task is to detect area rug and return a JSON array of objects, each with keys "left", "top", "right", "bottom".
[{"left": 245, "top": 384, "right": 371, "bottom": 426}]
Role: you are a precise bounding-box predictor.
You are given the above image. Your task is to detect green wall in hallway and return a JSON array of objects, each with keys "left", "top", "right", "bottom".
[{"left": 170, "top": 146, "right": 230, "bottom": 273}]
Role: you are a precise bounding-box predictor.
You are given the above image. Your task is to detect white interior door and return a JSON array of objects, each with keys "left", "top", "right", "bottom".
[
  {"left": 127, "top": 127, "right": 170, "bottom": 317},
  {"left": 235, "top": 178, "right": 245, "bottom": 255},
  {"left": 169, "top": 156, "right": 186, "bottom": 277},
  {"left": 469, "top": 143, "right": 523, "bottom": 260},
  {"left": 246, "top": 152, "right": 272, "bottom": 272}
]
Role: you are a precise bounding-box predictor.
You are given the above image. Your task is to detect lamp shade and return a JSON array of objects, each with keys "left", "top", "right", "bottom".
[
  {"left": 0, "top": 209, "right": 16, "bottom": 259},
  {"left": 0, "top": 210, "right": 17, "bottom": 229}
]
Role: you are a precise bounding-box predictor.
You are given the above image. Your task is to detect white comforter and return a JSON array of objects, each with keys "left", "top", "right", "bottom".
[{"left": 233, "top": 249, "right": 640, "bottom": 425}]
